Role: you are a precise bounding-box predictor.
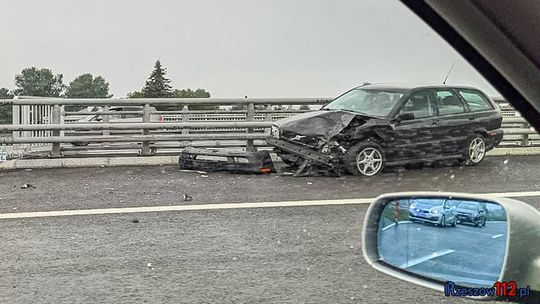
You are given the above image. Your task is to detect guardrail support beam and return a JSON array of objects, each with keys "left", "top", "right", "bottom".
[
  {"left": 50, "top": 104, "right": 62, "bottom": 158},
  {"left": 140, "top": 104, "right": 152, "bottom": 155},
  {"left": 521, "top": 121, "right": 530, "bottom": 146},
  {"left": 246, "top": 103, "right": 255, "bottom": 151}
]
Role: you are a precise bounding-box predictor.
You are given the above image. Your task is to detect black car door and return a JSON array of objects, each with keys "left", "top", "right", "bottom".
[
  {"left": 433, "top": 89, "right": 472, "bottom": 155},
  {"left": 388, "top": 90, "right": 440, "bottom": 161}
]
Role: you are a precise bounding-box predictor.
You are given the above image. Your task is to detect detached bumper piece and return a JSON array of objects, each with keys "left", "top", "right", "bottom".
[{"left": 178, "top": 147, "right": 276, "bottom": 174}]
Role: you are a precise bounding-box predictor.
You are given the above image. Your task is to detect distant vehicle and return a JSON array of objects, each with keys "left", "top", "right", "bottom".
[
  {"left": 455, "top": 201, "right": 487, "bottom": 227},
  {"left": 267, "top": 84, "right": 504, "bottom": 176},
  {"left": 69, "top": 106, "right": 163, "bottom": 123},
  {"left": 69, "top": 106, "right": 164, "bottom": 146},
  {"left": 408, "top": 199, "right": 457, "bottom": 227}
]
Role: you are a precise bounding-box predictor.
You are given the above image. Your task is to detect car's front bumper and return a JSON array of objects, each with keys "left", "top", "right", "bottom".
[
  {"left": 409, "top": 211, "right": 442, "bottom": 224},
  {"left": 456, "top": 214, "right": 479, "bottom": 223}
]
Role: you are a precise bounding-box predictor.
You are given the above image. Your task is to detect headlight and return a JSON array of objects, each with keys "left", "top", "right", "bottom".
[
  {"left": 271, "top": 126, "right": 280, "bottom": 139},
  {"left": 431, "top": 209, "right": 439, "bottom": 214}
]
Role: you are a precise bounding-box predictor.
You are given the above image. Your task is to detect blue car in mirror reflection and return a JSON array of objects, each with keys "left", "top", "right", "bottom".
[{"left": 409, "top": 199, "right": 457, "bottom": 227}]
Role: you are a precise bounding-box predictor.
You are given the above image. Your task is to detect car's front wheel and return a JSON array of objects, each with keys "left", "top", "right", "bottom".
[
  {"left": 343, "top": 142, "right": 385, "bottom": 176},
  {"left": 462, "top": 135, "right": 487, "bottom": 165},
  {"left": 439, "top": 214, "right": 446, "bottom": 227}
]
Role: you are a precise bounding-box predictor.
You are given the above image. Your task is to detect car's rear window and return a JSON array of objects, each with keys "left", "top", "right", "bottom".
[{"left": 458, "top": 89, "right": 493, "bottom": 112}]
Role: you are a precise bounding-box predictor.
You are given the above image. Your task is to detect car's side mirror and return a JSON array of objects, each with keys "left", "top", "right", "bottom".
[
  {"left": 362, "top": 192, "right": 540, "bottom": 303},
  {"left": 395, "top": 112, "right": 415, "bottom": 122}
]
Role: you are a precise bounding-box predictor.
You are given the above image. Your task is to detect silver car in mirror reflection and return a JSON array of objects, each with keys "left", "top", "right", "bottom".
[{"left": 408, "top": 199, "right": 457, "bottom": 227}]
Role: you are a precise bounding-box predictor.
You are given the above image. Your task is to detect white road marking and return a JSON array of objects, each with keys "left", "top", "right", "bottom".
[
  {"left": 491, "top": 234, "right": 504, "bottom": 239},
  {"left": 382, "top": 221, "right": 412, "bottom": 231},
  {"left": 0, "top": 190, "right": 539, "bottom": 220},
  {"left": 399, "top": 249, "right": 455, "bottom": 269},
  {"left": 0, "top": 198, "right": 373, "bottom": 220},
  {"left": 455, "top": 227, "right": 497, "bottom": 237}
]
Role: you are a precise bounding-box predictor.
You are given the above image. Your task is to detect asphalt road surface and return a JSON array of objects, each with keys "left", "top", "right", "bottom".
[
  {"left": 0, "top": 155, "right": 539, "bottom": 303},
  {"left": 379, "top": 220, "right": 506, "bottom": 287}
]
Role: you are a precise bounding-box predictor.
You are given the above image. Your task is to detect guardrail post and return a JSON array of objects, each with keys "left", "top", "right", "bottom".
[
  {"left": 50, "top": 104, "right": 62, "bottom": 157},
  {"left": 521, "top": 121, "right": 529, "bottom": 146},
  {"left": 182, "top": 105, "right": 189, "bottom": 135},
  {"left": 140, "top": 103, "right": 151, "bottom": 155},
  {"left": 265, "top": 105, "right": 272, "bottom": 122},
  {"left": 103, "top": 105, "right": 110, "bottom": 147},
  {"left": 246, "top": 102, "right": 255, "bottom": 151}
]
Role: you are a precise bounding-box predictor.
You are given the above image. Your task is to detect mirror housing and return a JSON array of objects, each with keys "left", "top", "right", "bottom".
[
  {"left": 362, "top": 192, "right": 540, "bottom": 302},
  {"left": 395, "top": 112, "right": 415, "bottom": 122}
]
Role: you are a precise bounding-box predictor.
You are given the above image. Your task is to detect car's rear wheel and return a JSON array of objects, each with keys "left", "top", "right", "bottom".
[
  {"left": 462, "top": 135, "right": 486, "bottom": 165},
  {"left": 343, "top": 142, "right": 385, "bottom": 176}
]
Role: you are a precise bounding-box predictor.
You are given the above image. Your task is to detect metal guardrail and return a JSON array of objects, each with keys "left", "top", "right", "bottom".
[{"left": 0, "top": 97, "right": 538, "bottom": 158}]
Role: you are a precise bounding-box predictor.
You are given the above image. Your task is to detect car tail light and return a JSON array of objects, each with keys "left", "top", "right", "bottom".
[
  {"left": 159, "top": 115, "right": 164, "bottom": 122},
  {"left": 488, "top": 130, "right": 497, "bottom": 136},
  {"left": 260, "top": 168, "right": 272, "bottom": 173}
]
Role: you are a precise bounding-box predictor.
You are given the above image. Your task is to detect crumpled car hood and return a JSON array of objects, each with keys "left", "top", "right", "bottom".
[{"left": 274, "top": 110, "right": 358, "bottom": 141}]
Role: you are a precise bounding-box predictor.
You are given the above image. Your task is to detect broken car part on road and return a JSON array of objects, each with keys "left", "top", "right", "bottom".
[{"left": 178, "top": 147, "right": 276, "bottom": 174}]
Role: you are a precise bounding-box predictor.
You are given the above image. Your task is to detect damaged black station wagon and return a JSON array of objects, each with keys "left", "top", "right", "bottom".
[{"left": 267, "top": 83, "right": 503, "bottom": 176}]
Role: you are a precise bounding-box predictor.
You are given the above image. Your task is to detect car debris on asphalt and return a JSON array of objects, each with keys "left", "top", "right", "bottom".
[
  {"left": 20, "top": 183, "right": 37, "bottom": 189},
  {"left": 179, "top": 169, "right": 208, "bottom": 174},
  {"left": 178, "top": 147, "right": 275, "bottom": 174}
]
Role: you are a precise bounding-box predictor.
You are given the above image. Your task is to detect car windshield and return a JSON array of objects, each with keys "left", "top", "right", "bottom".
[
  {"left": 413, "top": 199, "right": 445, "bottom": 207},
  {"left": 323, "top": 89, "right": 403, "bottom": 117},
  {"left": 457, "top": 202, "right": 478, "bottom": 210}
]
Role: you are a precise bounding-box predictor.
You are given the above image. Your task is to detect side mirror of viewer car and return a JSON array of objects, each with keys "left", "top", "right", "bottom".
[{"left": 362, "top": 192, "right": 540, "bottom": 303}]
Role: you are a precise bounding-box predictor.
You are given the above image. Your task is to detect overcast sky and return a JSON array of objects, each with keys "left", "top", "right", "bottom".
[{"left": 1, "top": 0, "right": 497, "bottom": 98}]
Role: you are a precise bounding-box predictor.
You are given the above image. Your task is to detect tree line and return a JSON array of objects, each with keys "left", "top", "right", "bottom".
[
  {"left": 0, "top": 60, "right": 213, "bottom": 122},
  {"left": 0, "top": 60, "right": 310, "bottom": 124}
]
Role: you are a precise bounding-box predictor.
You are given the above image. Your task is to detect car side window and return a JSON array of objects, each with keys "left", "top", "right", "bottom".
[
  {"left": 458, "top": 89, "right": 493, "bottom": 112},
  {"left": 435, "top": 90, "right": 466, "bottom": 116},
  {"left": 399, "top": 91, "right": 435, "bottom": 119}
]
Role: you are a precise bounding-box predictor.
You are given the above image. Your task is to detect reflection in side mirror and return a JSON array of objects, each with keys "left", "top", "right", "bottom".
[
  {"left": 396, "top": 112, "right": 415, "bottom": 121},
  {"left": 362, "top": 192, "right": 540, "bottom": 302},
  {"left": 378, "top": 198, "right": 506, "bottom": 288}
]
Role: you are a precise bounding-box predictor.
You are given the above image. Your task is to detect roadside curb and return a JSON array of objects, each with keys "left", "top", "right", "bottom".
[
  {"left": 0, "top": 156, "right": 178, "bottom": 170},
  {"left": 0, "top": 148, "right": 539, "bottom": 170},
  {"left": 486, "top": 147, "right": 540, "bottom": 156}
]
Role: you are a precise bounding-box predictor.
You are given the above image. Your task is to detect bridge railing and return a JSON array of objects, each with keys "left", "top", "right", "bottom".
[{"left": 0, "top": 96, "right": 538, "bottom": 158}]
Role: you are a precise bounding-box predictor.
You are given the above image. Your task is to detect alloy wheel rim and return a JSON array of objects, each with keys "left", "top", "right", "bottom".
[
  {"left": 356, "top": 148, "right": 383, "bottom": 176},
  {"left": 469, "top": 138, "right": 486, "bottom": 163}
]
